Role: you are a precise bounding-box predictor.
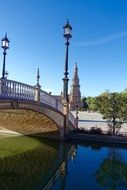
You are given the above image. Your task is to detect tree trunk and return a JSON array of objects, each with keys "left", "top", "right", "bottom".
[{"left": 112, "top": 117, "right": 116, "bottom": 135}]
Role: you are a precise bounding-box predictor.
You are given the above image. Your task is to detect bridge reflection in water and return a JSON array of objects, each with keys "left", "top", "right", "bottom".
[{"left": 0, "top": 135, "right": 75, "bottom": 190}]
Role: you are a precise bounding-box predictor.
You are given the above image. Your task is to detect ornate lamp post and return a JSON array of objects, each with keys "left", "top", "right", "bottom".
[
  {"left": 1, "top": 33, "right": 10, "bottom": 79},
  {"left": 62, "top": 20, "right": 72, "bottom": 103},
  {"left": 76, "top": 105, "right": 79, "bottom": 119},
  {"left": 75, "top": 105, "right": 79, "bottom": 128}
]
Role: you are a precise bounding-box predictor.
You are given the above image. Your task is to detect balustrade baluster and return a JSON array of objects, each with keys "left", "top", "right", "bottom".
[
  {"left": 9, "top": 81, "right": 11, "bottom": 97},
  {"left": 27, "top": 86, "right": 29, "bottom": 99},
  {"left": 19, "top": 84, "right": 21, "bottom": 98},
  {"left": 29, "top": 87, "right": 31, "bottom": 99},
  {"left": 26, "top": 86, "right": 27, "bottom": 99},
  {"left": 5, "top": 80, "right": 7, "bottom": 97},
  {"left": 28, "top": 87, "right": 30, "bottom": 99},
  {"left": 12, "top": 82, "right": 14, "bottom": 96},
  {"left": 17, "top": 83, "right": 19, "bottom": 97},
  {"left": 18, "top": 83, "right": 20, "bottom": 97},
  {"left": 30, "top": 88, "right": 33, "bottom": 100},
  {"left": 14, "top": 82, "right": 16, "bottom": 97},
  {"left": 27, "top": 87, "right": 29, "bottom": 99},
  {"left": 25, "top": 86, "right": 27, "bottom": 99},
  {"left": 12, "top": 82, "right": 14, "bottom": 97},
  {"left": 8, "top": 81, "right": 10, "bottom": 97},
  {"left": 3, "top": 80, "right": 6, "bottom": 96},
  {"left": 26, "top": 86, "right": 28, "bottom": 99},
  {"left": 23, "top": 85, "right": 25, "bottom": 98},
  {"left": 7, "top": 81, "right": 10, "bottom": 97},
  {"left": 32, "top": 88, "right": 34, "bottom": 100},
  {"left": 24, "top": 85, "right": 26, "bottom": 99},
  {"left": 24, "top": 85, "right": 26, "bottom": 98},
  {"left": 21, "top": 85, "right": 23, "bottom": 98},
  {"left": 15, "top": 83, "right": 17, "bottom": 97},
  {"left": 13, "top": 82, "right": 15, "bottom": 97}
]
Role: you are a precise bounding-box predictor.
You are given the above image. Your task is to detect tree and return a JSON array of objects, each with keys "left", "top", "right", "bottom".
[
  {"left": 96, "top": 148, "right": 127, "bottom": 190},
  {"left": 95, "top": 92, "right": 127, "bottom": 135},
  {"left": 82, "top": 97, "right": 88, "bottom": 110},
  {"left": 86, "top": 96, "right": 98, "bottom": 111}
]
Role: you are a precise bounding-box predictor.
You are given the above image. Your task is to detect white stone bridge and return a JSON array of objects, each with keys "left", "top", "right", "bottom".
[{"left": 0, "top": 78, "right": 78, "bottom": 139}]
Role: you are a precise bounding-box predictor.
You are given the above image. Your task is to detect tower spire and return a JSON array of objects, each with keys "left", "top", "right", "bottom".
[{"left": 74, "top": 62, "right": 78, "bottom": 77}]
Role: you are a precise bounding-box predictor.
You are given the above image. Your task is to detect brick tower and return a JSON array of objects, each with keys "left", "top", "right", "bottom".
[{"left": 69, "top": 63, "right": 81, "bottom": 110}]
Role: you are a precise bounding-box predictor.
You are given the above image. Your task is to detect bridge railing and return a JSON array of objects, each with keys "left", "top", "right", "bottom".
[
  {"left": 0, "top": 78, "right": 35, "bottom": 101},
  {"left": 0, "top": 78, "right": 63, "bottom": 113},
  {"left": 40, "top": 90, "right": 63, "bottom": 113}
]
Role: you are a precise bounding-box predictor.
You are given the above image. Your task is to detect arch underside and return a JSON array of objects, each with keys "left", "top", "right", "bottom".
[{"left": 0, "top": 109, "right": 59, "bottom": 136}]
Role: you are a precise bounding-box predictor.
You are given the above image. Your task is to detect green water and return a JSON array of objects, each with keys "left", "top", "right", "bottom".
[
  {"left": 1, "top": 135, "right": 127, "bottom": 190},
  {"left": 0, "top": 135, "right": 59, "bottom": 190}
]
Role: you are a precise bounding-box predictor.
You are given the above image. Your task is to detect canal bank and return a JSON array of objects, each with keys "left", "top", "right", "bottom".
[
  {"left": 68, "top": 133, "right": 127, "bottom": 145},
  {"left": 1, "top": 129, "right": 127, "bottom": 145},
  {"left": 1, "top": 122, "right": 127, "bottom": 145}
]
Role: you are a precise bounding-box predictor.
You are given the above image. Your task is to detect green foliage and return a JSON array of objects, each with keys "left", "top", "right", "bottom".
[
  {"left": 95, "top": 92, "right": 127, "bottom": 135},
  {"left": 87, "top": 97, "right": 98, "bottom": 111},
  {"left": 82, "top": 97, "right": 88, "bottom": 110},
  {"left": 77, "top": 126, "right": 102, "bottom": 135},
  {"left": 82, "top": 96, "right": 98, "bottom": 111}
]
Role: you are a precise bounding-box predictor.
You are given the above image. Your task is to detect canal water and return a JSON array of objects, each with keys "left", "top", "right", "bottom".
[{"left": 0, "top": 135, "right": 127, "bottom": 190}]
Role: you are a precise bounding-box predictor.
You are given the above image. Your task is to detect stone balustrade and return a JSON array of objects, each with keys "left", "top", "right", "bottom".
[{"left": 0, "top": 78, "right": 35, "bottom": 100}]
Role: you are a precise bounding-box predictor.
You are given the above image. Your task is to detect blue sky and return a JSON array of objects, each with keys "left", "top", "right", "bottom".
[{"left": 0, "top": 0, "right": 127, "bottom": 97}]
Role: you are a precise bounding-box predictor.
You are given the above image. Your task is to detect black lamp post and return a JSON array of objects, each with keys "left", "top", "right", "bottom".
[
  {"left": 63, "top": 20, "right": 72, "bottom": 103},
  {"left": 76, "top": 105, "right": 79, "bottom": 119},
  {"left": 1, "top": 33, "right": 10, "bottom": 79}
]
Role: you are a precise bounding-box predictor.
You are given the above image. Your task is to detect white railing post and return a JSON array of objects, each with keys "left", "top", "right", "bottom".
[{"left": 34, "top": 85, "right": 41, "bottom": 103}]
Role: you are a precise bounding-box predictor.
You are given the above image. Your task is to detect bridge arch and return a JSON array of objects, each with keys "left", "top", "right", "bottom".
[{"left": 0, "top": 99, "right": 66, "bottom": 138}]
